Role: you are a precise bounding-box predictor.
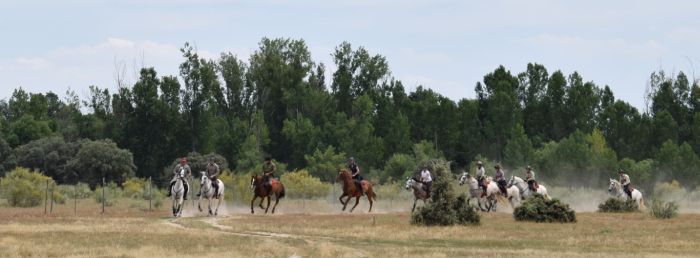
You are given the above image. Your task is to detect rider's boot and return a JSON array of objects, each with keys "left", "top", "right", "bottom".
[{"left": 166, "top": 182, "right": 174, "bottom": 197}]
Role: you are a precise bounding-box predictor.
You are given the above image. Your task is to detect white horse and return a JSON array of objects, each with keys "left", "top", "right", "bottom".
[
  {"left": 459, "top": 173, "right": 514, "bottom": 211},
  {"left": 171, "top": 168, "right": 186, "bottom": 217},
  {"left": 404, "top": 178, "right": 430, "bottom": 212},
  {"left": 508, "top": 176, "right": 550, "bottom": 200},
  {"left": 608, "top": 178, "right": 645, "bottom": 209},
  {"left": 198, "top": 172, "right": 225, "bottom": 216}
]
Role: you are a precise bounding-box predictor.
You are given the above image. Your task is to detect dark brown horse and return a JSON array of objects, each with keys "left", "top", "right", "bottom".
[
  {"left": 250, "top": 175, "right": 285, "bottom": 214},
  {"left": 336, "top": 169, "right": 376, "bottom": 212}
]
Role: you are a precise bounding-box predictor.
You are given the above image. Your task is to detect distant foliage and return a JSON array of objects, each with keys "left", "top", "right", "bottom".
[
  {"left": 280, "top": 169, "right": 330, "bottom": 198},
  {"left": 514, "top": 194, "right": 576, "bottom": 223},
  {"left": 0, "top": 167, "right": 58, "bottom": 207},
  {"left": 56, "top": 183, "right": 92, "bottom": 199},
  {"left": 93, "top": 182, "right": 122, "bottom": 206},
  {"left": 598, "top": 198, "right": 639, "bottom": 213},
  {"left": 650, "top": 200, "right": 679, "bottom": 219},
  {"left": 411, "top": 159, "right": 480, "bottom": 226}
]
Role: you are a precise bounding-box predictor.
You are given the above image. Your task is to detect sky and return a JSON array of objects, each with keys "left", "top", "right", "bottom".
[{"left": 1, "top": 0, "right": 699, "bottom": 110}]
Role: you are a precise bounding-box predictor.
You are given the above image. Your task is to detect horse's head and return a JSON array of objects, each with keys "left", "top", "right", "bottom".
[
  {"left": 250, "top": 175, "right": 258, "bottom": 190},
  {"left": 177, "top": 167, "right": 186, "bottom": 178},
  {"left": 508, "top": 175, "right": 515, "bottom": 188},
  {"left": 199, "top": 172, "right": 208, "bottom": 186},
  {"left": 336, "top": 169, "right": 349, "bottom": 182},
  {"left": 459, "top": 172, "right": 469, "bottom": 185},
  {"left": 608, "top": 178, "right": 618, "bottom": 193},
  {"left": 404, "top": 177, "right": 414, "bottom": 190}
]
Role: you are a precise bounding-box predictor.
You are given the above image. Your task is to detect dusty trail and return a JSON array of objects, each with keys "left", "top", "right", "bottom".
[{"left": 161, "top": 216, "right": 339, "bottom": 240}]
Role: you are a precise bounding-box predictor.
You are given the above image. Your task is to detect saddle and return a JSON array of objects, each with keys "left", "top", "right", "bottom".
[{"left": 529, "top": 181, "right": 539, "bottom": 191}]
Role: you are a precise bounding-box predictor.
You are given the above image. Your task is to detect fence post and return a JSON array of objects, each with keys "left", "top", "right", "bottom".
[
  {"left": 102, "top": 177, "right": 105, "bottom": 214},
  {"left": 148, "top": 177, "right": 152, "bottom": 212},
  {"left": 44, "top": 180, "right": 49, "bottom": 214},
  {"left": 74, "top": 183, "right": 77, "bottom": 216},
  {"left": 302, "top": 183, "right": 306, "bottom": 211},
  {"left": 231, "top": 176, "right": 235, "bottom": 207},
  {"left": 50, "top": 183, "right": 54, "bottom": 214}
]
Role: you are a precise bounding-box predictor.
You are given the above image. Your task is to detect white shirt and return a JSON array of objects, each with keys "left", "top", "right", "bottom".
[
  {"left": 476, "top": 166, "right": 485, "bottom": 178},
  {"left": 620, "top": 174, "right": 630, "bottom": 186},
  {"left": 421, "top": 169, "right": 432, "bottom": 182}
]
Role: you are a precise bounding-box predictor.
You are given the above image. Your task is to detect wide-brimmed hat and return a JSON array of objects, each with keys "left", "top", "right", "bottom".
[
  {"left": 494, "top": 164, "right": 501, "bottom": 169},
  {"left": 526, "top": 165, "right": 532, "bottom": 170},
  {"left": 476, "top": 161, "right": 483, "bottom": 165}
]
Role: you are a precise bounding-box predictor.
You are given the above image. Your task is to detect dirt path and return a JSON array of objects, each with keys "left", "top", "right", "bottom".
[{"left": 161, "top": 217, "right": 337, "bottom": 240}]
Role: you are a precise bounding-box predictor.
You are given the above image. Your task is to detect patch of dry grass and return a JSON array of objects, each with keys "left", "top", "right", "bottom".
[{"left": 1, "top": 198, "right": 700, "bottom": 257}]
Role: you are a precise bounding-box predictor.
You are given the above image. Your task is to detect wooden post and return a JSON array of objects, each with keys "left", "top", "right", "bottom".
[
  {"left": 102, "top": 177, "right": 105, "bottom": 214},
  {"left": 148, "top": 177, "right": 152, "bottom": 212},
  {"left": 74, "top": 183, "right": 77, "bottom": 216},
  {"left": 49, "top": 183, "right": 54, "bottom": 214},
  {"left": 231, "top": 176, "right": 235, "bottom": 207},
  {"left": 44, "top": 180, "right": 49, "bottom": 214}
]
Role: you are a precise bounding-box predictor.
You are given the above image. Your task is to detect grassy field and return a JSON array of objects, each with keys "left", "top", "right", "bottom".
[{"left": 1, "top": 197, "right": 700, "bottom": 258}]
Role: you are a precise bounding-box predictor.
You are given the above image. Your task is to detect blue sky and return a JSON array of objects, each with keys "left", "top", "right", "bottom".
[{"left": 1, "top": 0, "right": 699, "bottom": 110}]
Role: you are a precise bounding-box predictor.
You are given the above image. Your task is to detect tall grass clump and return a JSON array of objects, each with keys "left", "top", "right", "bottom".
[{"left": 650, "top": 199, "right": 678, "bottom": 219}]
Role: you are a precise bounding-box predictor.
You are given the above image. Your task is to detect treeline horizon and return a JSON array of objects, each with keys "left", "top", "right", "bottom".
[{"left": 1, "top": 37, "right": 699, "bottom": 191}]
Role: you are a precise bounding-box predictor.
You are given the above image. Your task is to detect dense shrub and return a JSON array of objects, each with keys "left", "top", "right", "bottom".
[
  {"left": 598, "top": 198, "right": 639, "bottom": 212},
  {"left": 411, "top": 159, "right": 480, "bottom": 226},
  {"left": 93, "top": 182, "right": 122, "bottom": 206},
  {"left": 0, "top": 167, "right": 59, "bottom": 207},
  {"left": 281, "top": 169, "right": 330, "bottom": 198},
  {"left": 56, "top": 183, "right": 92, "bottom": 199},
  {"left": 650, "top": 200, "right": 678, "bottom": 219},
  {"left": 514, "top": 194, "right": 576, "bottom": 223}
]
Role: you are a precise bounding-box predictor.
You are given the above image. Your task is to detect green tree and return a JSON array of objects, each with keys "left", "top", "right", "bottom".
[
  {"left": 65, "top": 139, "right": 136, "bottom": 188},
  {"left": 304, "top": 146, "right": 346, "bottom": 182},
  {"left": 504, "top": 124, "right": 534, "bottom": 167}
]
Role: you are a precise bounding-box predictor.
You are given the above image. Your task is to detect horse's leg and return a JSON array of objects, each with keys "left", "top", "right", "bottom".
[
  {"left": 341, "top": 195, "right": 350, "bottom": 211},
  {"left": 259, "top": 196, "right": 266, "bottom": 209},
  {"left": 198, "top": 191, "right": 203, "bottom": 212},
  {"left": 339, "top": 194, "right": 347, "bottom": 205},
  {"left": 208, "top": 196, "right": 213, "bottom": 216},
  {"left": 412, "top": 197, "right": 417, "bottom": 212},
  {"left": 350, "top": 196, "right": 360, "bottom": 213},
  {"left": 367, "top": 191, "right": 373, "bottom": 213},
  {"left": 250, "top": 196, "right": 257, "bottom": 214},
  {"left": 265, "top": 195, "right": 271, "bottom": 214},
  {"left": 272, "top": 194, "right": 280, "bottom": 214}
]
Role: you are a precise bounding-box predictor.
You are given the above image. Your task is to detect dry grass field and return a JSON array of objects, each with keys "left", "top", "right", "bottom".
[{"left": 1, "top": 197, "right": 700, "bottom": 258}]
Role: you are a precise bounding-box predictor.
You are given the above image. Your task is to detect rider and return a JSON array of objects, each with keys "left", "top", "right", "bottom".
[
  {"left": 420, "top": 165, "right": 433, "bottom": 197},
  {"left": 525, "top": 165, "right": 538, "bottom": 191},
  {"left": 494, "top": 164, "right": 507, "bottom": 197},
  {"left": 475, "top": 160, "right": 487, "bottom": 197},
  {"left": 619, "top": 168, "right": 632, "bottom": 199},
  {"left": 198, "top": 157, "right": 220, "bottom": 199},
  {"left": 167, "top": 157, "right": 190, "bottom": 200},
  {"left": 262, "top": 156, "right": 276, "bottom": 193},
  {"left": 348, "top": 157, "right": 363, "bottom": 195}
]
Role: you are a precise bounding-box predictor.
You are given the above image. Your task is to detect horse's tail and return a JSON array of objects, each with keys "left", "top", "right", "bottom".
[
  {"left": 639, "top": 198, "right": 646, "bottom": 210},
  {"left": 370, "top": 190, "right": 377, "bottom": 201}
]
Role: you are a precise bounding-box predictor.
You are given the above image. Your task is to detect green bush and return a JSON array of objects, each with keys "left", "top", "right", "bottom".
[
  {"left": 93, "top": 182, "right": 122, "bottom": 206},
  {"left": 56, "top": 183, "right": 92, "bottom": 199},
  {"left": 123, "top": 177, "right": 147, "bottom": 199},
  {"left": 514, "top": 194, "right": 576, "bottom": 223},
  {"left": 650, "top": 200, "right": 678, "bottom": 219},
  {"left": 0, "top": 167, "right": 55, "bottom": 207},
  {"left": 281, "top": 169, "right": 330, "bottom": 198},
  {"left": 411, "top": 159, "right": 480, "bottom": 226},
  {"left": 598, "top": 198, "right": 639, "bottom": 213}
]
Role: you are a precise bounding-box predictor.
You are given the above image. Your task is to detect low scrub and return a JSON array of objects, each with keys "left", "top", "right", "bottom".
[
  {"left": 0, "top": 167, "right": 62, "bottom": 207},
  {"left": 280, "top": 169, "right": 330, "bottom": 198},
  {"left": 514, "top": 194, "right": 576, "bottom": 223},
  {"left": 650, "top": 200, "right": 678, "bottom": 219},
  {"left": 598, "top": 198, "right": 639, "bottom": 213}
]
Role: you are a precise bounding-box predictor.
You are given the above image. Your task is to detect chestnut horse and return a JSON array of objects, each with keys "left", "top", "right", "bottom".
[
  {"left": 336, "top": 169, "right": 376, "bottom": 213},
  {"left": 250, "top": 175, "right": 285, "bottom": 214}
]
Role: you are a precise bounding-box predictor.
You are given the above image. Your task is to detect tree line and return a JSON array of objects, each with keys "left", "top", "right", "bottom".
[{"left": 1, "top": 38, "right": 699, "bottom": 191}]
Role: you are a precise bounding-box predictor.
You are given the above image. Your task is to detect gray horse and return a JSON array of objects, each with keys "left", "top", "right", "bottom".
[{"left": 404, "top": 177, "right": 430, "bottom": 212}]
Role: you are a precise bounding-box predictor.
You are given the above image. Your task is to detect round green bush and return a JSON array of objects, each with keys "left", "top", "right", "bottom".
[
  {"left": 0, "top": 167, "right": 55, "bottom": 207},
  {"left": 514, "top": 194, "right": 576, "bottom": 223},
  {"left": 598, "top": 198, "right": 639, "bottom": 213}
]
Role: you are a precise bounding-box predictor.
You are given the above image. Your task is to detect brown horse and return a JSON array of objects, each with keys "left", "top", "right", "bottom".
[
  {"left": 336, "top": 169, "right": 376, "bottom": 212},
  {"left": 250, "top": 175, "right": 285, "bottom": 214}
]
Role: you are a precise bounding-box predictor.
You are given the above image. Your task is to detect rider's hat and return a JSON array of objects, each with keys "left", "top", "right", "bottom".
[
  {"left": 349, "top": 157, "right": 355, "bottom": 161},
  {"left": 526, "top": 165, "right": 532, "bottom": 170},
  {"left": 264, "top": 155, "right": 272, "bottom": 161},
  {"left": 494, "top": 164, "right": 501, "bottom": 169},
  {"left": 476, "top": 161, "right": 483, "bottom": 165},
  {"left": 618, "top": 168, "right": 624, "bottom": 173}
]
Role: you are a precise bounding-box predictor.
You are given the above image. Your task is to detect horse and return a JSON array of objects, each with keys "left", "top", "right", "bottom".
[
  {"left": 171, "top": 168, "right": 186, "bottom": 217},
  {"left": 404, "top": 177, "right": 430, "bottom": 212},
  {"left": 198, "top": 172, "right": 224, "bottom": 216},
  {"left": 608, "top": 178, "right": 645, "bottom": 209},
  {"left": 250, "top": 175, "right": 285, "bottom": 214},
  {"left": 508, "top": 175, "right": 550, "bottom": 200},
  {"left": 336, "top": 169, "right": 376, "bottom": 213},
  {"left": 459, "top": 173, "right": 512, "bottom": 211}
]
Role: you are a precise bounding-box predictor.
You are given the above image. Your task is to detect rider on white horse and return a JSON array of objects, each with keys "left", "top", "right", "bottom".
[
  {"left": 167, "top": 157, "right": 190, "bottom": 200},
  {"left": 525, "top": 166, "right": 538, "bottom": 192},
  {"left": 618, "top": 169, "right": 632, "bottom": 199},
  {"left": 494, "top": 164, "right": 508, "bottom": 197},
  {"left": 420, "top": 166, "right": 433, "bottom": 197},
  {"left": 476, "top": 161, "right": 487, "bottom": 197},
  {"left": 197, "top": 157, "right": 221, "bottom": 199}
]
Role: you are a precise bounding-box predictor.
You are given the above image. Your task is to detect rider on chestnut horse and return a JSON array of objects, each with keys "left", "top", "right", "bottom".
[
  {"left": 348, "top": 157, "right": 363, "bottom": 195},
  {"left": 262, "top": 156, "right": 276, "bottom": 194}
]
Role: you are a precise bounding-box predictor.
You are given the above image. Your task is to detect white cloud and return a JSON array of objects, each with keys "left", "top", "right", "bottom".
[{"left": 523, "top": 34, "right": 666, "bottom": 57}]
